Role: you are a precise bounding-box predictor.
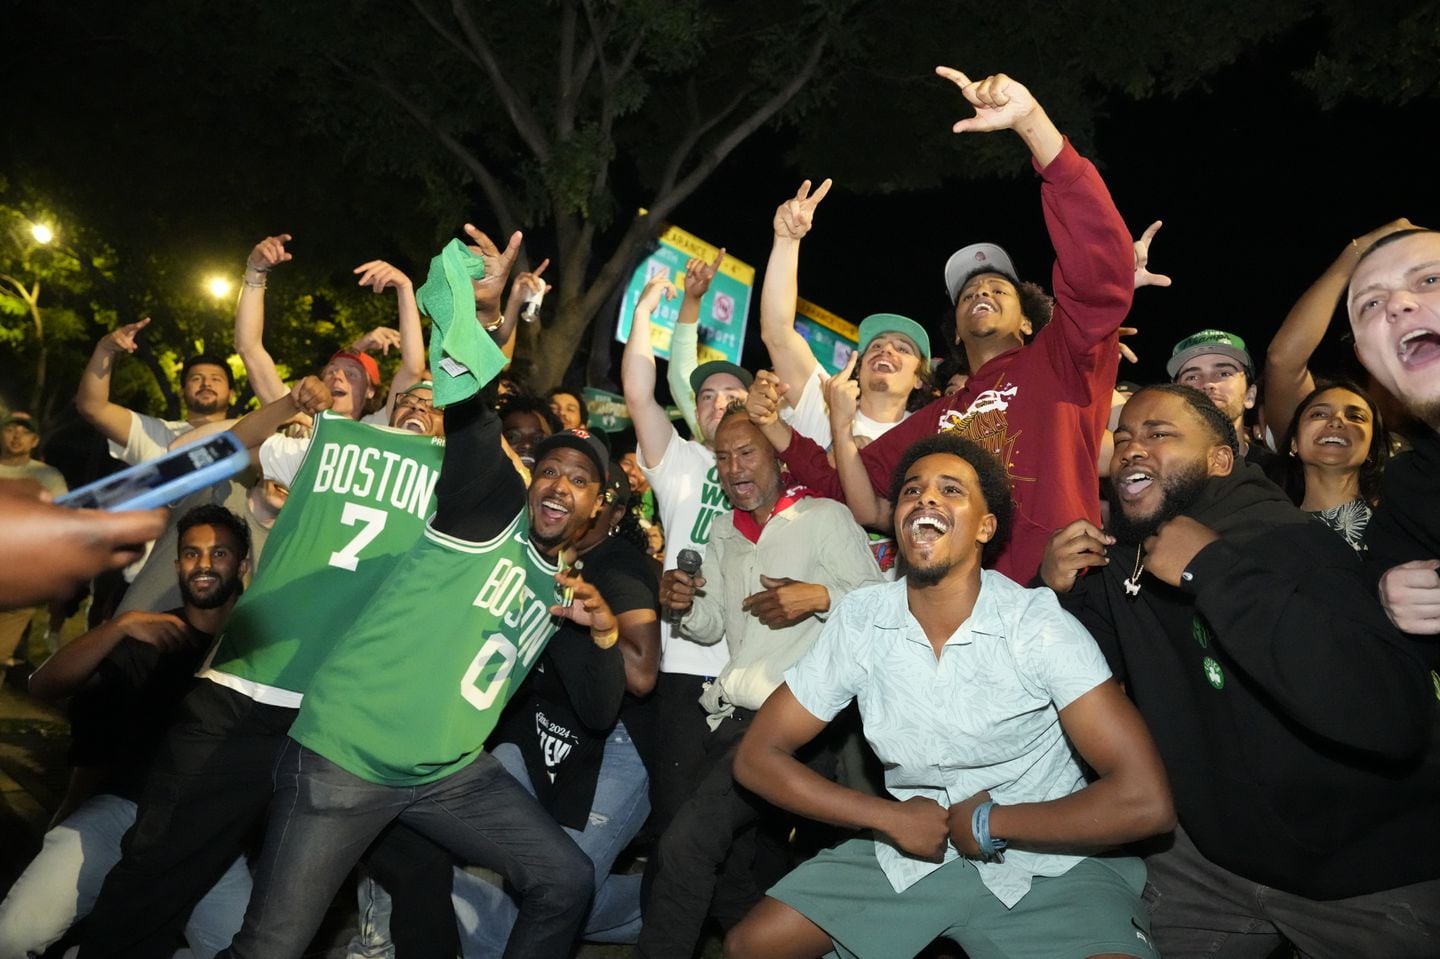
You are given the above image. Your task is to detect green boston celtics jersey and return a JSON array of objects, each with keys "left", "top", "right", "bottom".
[
  {"left": 203, "top": 412, "right": 444, "bottom": 706},
  {"left": 290, "top": 510, "right": 560, "bottom": 785}
]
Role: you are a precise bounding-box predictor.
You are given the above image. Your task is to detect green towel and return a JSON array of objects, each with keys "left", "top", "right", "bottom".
[{"left": 415, "top": 238, "right": 507, "bottom": 408}]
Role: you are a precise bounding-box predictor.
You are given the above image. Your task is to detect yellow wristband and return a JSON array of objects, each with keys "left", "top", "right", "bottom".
[{"left": 591, "top": 626, "right": 619, "bottom": 649}]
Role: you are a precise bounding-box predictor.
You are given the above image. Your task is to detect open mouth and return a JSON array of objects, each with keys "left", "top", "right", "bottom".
[
  {"left": 1314, "top": 435, "right": 1350, "bottom": 447},
  {"left": 871, "top": 357, "right": 898, "bottom": 374},
  {"left": 188, "top": 572, "right": 219, "bottom": 590},
  {"left": 538, "top": 497, "right": 570, "bottom": 523},
  {"left": 1114, "top": 470, "right": 1155, "bottom": 500},
  {"left": 1398, "top": 329, "right": 1440, "bottom": 368},
  {"left": 970, "top": 301, "right": 996, "bottom": 317},
  {"left": 729, "top": 480, "right": 757, "bottom": 500},
  {"left": 906, "top": 512, "right": 949, "bottom": 545}
]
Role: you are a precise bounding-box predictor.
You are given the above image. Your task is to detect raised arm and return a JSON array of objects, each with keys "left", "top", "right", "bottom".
[
  {"left": 824, "top": 352, "right": 890, "bottom": 529},
  {"left": 75, "top": 318, "right": 151, "bottom": 445},
  {"left": 353, "top": 260, "right": 426, "bottom": 407},
  {"left": 665, "top": 251, "right": 724, "bottom": 441},
  {"left": 936, "top": 67, "right": 1062, "bottom": 168},
  {"left": 1264, "top": 218, "right": 1416, "bottom": 433},
  {"left": 500, "top": 257, "right": 551, "bottom": 363},
  {"left": 760, "top": 180, "right": 833, "bottom": 396},
  {"left": 622, "top": 276, "right": 680, "bottom": 467},
  {"left": 235, "top": 234, "right": 294, "bottom": 405}
]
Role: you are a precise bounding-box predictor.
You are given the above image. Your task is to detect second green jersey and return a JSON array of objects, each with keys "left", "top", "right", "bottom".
[
  {"left": 289, "top": 510, "right": 561, "bottom": 785},
  {"left": 202, "top": 412, "right": 444, "bottom": 706}
]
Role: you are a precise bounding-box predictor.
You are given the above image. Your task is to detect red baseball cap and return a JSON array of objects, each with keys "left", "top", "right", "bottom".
[{"left": 327, "top": 350, "right": 381, "bottom": 387}]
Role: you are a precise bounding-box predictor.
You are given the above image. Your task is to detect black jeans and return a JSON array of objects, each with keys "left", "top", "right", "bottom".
[{"left": 637, "top": 710, "right": 835, "bottom": 959}]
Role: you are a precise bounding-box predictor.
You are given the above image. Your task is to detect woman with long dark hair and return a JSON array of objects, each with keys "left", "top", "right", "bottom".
[{"left": 1278, "top": 381, "right": 1389, "bottom": 552}]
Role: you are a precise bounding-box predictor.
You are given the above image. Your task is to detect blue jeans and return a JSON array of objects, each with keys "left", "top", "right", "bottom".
[
  {"left": 452, "top": 723, "right": 650, "bottom": 956},
  {"left": 222, "top": 739, "right": 592, "bottom": 959},
  {"left": 0, "top": 793, "right": 251, "bottom": 959}
]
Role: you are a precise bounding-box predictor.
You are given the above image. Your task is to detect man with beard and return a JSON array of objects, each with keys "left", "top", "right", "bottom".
[
  {"left": 1040, "top": 383, "right": 1440, "bottom": 956},
  {"left": 79, "top": 337, "right": 449, "bottom": 956},
  {"left": 76, "top": 322, "right": 235, "bottom": 466},
  {"left": 644, "top": 403, "right": 884, "bottom": 958},
  {"left": 0, "top": 506, "right": 254, "bottom": 959},
  {"left": 216, "top": 226, "right": 621, "bottom": 959},
  {"left": 1346, "top": 228, "right": 1440, "bottom": 644},
  {"left": 724, "top": 434, "right": 1172, "bottom": 959}
]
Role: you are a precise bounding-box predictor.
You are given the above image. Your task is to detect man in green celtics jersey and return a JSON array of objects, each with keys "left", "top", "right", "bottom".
[
  {"left": 217, "top": 226, "right": 625, "bottom": 959},
  {"left": 79, "top": 378, "right": 451, "bottom": 958}
]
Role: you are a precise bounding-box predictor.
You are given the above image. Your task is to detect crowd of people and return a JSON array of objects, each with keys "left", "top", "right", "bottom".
[{"left": 0, "top": 66, "right": 1437, "bottom": 959}]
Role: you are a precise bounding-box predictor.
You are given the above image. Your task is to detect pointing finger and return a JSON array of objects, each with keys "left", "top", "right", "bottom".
[
  {"left": 710, "top": 247, "right": 726, "bottom": 273},
  {"left": 935, "top": 66, "right": 971, "bottom": 88}
]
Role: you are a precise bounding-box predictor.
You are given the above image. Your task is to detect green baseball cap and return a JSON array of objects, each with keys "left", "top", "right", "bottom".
[
  {"left": 689, "top": 360, "right": 754, "bottom": 397},
  {"left": 1166, "top": 329, "right": 1254, "bottom": 379},
  {"left": 857, "top": 313, "right": 932, "bottom": 365}
]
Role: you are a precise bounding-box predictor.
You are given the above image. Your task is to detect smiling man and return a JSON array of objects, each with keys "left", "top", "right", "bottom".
[
  {"left": 1348, "top": 228, "right": 1440, "bottom": 643},
  {"left": 725, "top": 434, "right": 1172, "bottom": 959},
  {"left": 644, "top": 403, "right": 882, "bottom": 958},
  {"left": 769, "top": 69, "right": 1134, "bottom": 586},
  {"left": 76, "top": 320, "right": 235, "bottom": 466},
  {"left": 1166, "top": 329, "right": 1273, "bottom": 467},
  {"left": 1040, "top": 383, "right": 1440, "bottom": 956}
]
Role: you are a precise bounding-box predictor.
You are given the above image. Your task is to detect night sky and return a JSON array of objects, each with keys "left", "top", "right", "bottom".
[{"left": 5, "top": 6, "right": 1437, "bottom": 405}]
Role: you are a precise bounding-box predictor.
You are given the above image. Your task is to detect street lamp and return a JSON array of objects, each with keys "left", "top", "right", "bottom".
[
  {"left": 30, "top": 223, "right": 53, "bottom": 245},
  {"left": 206, "top": 276, "right": 233, "bottom": 299}
]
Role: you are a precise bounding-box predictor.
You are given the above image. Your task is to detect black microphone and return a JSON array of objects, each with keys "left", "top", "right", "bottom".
[{"left": 667, "top": 548, "right": 703, "bottom": 626}]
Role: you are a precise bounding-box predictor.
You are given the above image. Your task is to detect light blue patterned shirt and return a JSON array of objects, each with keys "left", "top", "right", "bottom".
[{"left": 784, "top": 570, "right": 1112, "bottom": 907}]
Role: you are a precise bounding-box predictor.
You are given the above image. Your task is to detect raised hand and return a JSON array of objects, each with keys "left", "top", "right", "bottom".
[
  {"left": 511, "top": 256, "right": 552, "bottom": 304},
  {"left": 746, "top": 370, "right": 788, "bottom": 427},
  {"left": 99, "top": 317, "right": 151, "bottom": 357},
  {"left": 289, "top": 375, "right": 334, "bottom": 416},
  {"left": 773, "top": 179, "right": 833, "bottom": 241},
  {"left": 636, "top": 274, "right": 678, "bottom": 314},
  {"left": 353, "top": 260, "right": 413, "bottom": 294},
  {"left": 350, "top": 327, "right": 402, "bottom": 355},
  {"left": 1118, "top": 326, "right": 1140, "bottom": 365},
  {"left": 248, "top": 234, "right": 293, "bottom": 273},
  {"left": 935, "top": 68, "right": 1040, "bottom": 134},
  {"left": 683, "top": 248, "right": 727, "bottom": 299},
  {"left": 1143, "top": 516, "right": 1220, "bottom": 587},
  {"left": 462, "top": 224, "right": 523, "bottom": 322},
  {"left": 1133, "top": 220, "right": 1172, "bottom": 290},
  {"left": 822, "top": 350, "right": 861, "bottom": 434}
]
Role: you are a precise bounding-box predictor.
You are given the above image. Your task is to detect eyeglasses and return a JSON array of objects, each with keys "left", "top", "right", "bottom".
[{"left": 396, "top": 394, "right": 434, "bottom": 412}]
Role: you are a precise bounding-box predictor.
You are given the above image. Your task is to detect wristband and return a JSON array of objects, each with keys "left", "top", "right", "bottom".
[
  {"left": 971, "top": 800, "right": 1007, "bottom": 863},
  {"left": 591, "top": 625, "right": 619, "bottom": 649}
]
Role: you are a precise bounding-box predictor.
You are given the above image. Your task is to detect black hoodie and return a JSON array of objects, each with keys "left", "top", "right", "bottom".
[{"left": 1060, "top": 463, "right": 1440, "bottom": 899}]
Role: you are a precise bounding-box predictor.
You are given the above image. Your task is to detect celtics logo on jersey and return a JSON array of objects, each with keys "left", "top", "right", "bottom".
[{"left": 1202, "top": 656, "right": 1225, "bottom": 690}]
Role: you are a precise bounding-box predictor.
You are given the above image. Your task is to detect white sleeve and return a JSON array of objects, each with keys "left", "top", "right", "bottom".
[
  {"left": 1014, "top": 586, "right": 1113, "bottom": 711},
  {"left": 259, "top": 434, "right": 311, "bottom": 488},
  {"left": 108, "top": 412, "right": 187, "bottom": 465},
  {"left": 782, "top": 366, "right": 833, "bottom": 450}
]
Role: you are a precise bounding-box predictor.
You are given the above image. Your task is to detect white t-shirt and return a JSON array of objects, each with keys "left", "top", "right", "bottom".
[
  {"left": 785, "top": 366, "right": 911, "bottom": 450},
  {"left": 638, "top": 428, "right": 732, "bottom": 677},
  {"left": 108, "top": 412, "right": 193, "bottom": 466}
]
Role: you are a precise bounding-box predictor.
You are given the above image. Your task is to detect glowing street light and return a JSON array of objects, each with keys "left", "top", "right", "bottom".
[
  {"left": 206, "top": 276, "right": 234, "bottom": 299},
  {"left": 30, "top": 223, "right": 54, "bottom": 245}
]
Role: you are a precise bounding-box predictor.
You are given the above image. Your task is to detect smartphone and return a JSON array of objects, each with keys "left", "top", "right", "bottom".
[{"left": 56, "top": 432, "right": 250, "bottom": 511}]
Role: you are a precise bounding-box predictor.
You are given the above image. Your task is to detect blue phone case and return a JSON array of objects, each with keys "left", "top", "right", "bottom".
[{"left": 55, "top": 432, "right": 251, "bottom": 511}]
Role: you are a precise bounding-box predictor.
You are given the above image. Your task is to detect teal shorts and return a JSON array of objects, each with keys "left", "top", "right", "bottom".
[{"left": 768, "top": 838, "right": 1158, "bottom": 959}]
